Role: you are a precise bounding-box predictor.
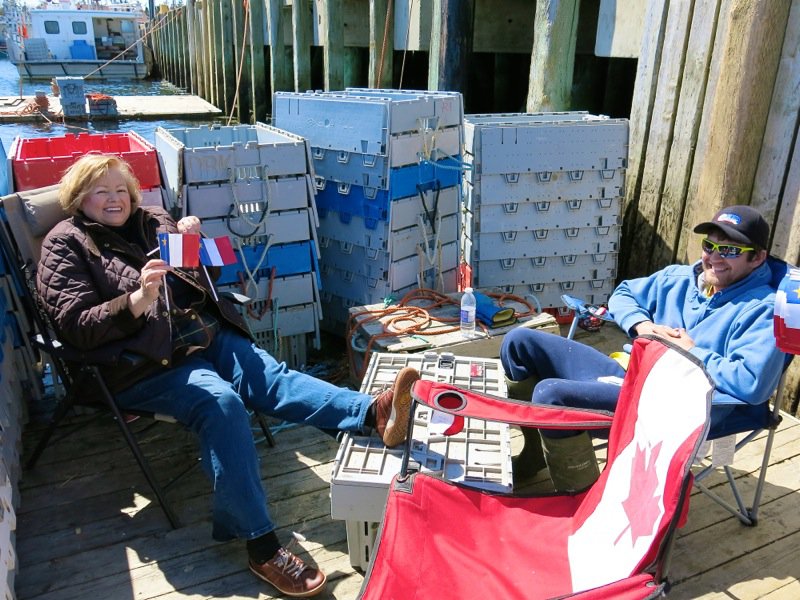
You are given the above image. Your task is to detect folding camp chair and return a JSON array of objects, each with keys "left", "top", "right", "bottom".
[
  {"left": 562, "top": 261, "right": 792, "bottom": 527},
  {"left": 0, "top": 185, "right": 275, "bottom": 529},
  {"left": 691, "top": 257, "right": 795, "bottom": 526},
  {"left": 359, "top": 337, "right": 712, "bottom": 599}
]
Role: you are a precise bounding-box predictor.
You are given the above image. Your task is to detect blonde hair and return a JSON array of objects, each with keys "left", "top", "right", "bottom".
[{"left": 58, "top": 153, "right": 142, "bottom": 216}]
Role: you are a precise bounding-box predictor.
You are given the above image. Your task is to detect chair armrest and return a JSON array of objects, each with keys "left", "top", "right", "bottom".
[{"left": 411, "top": 379, "right": 614, "bottom": 431}]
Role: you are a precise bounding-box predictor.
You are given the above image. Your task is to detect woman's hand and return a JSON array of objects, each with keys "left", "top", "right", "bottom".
[
  {"left": 128, "top": 259, "right": 170, "bottom": 317},
  {"left": 177, "top": 216, "right": 201, "bottom": 235}
]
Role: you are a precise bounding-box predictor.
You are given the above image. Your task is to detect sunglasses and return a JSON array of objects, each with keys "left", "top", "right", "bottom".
[{"left": 701, "top": 238, "right": 754, "bottom": 259}]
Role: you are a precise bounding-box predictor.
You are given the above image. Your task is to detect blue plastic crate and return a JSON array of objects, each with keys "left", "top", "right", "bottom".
[
  {"left": 315, "top": 157, "right": 462, "bottom": 228},
  {"left": 216, "top": 241, "right": 315, "bottom": 286}
]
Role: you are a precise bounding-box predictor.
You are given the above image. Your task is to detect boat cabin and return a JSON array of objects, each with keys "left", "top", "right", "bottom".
[{"left": 23, "top": 7, "right": 143, "bottom": 62}]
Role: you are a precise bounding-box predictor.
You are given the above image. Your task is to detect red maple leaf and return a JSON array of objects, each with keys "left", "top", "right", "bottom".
[{"left": 615, "top": 442, "right": 663, "bottom": 545}]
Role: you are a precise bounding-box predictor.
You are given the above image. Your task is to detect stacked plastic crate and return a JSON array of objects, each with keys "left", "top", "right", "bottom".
[
  {"left": 155, "top": 123, "right": 322, "bottom": 366},
  {"left": 274, "top": 89, "right": 464, "bottom": 334},
  {"left": 55, "top": 76, "right": 86, "bottom": 118},
  {"left": 462, "top": 112, "right": 629, "bottom": 315},
  {"left": 330, "top": 351, "right": 511, "bottom": 570},
  {"left": 8, "top": 131, "right": 161, "bottom": 204}
]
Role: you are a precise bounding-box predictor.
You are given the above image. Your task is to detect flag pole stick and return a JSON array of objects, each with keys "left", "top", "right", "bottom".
[{"left": 203, "top": 265, "right": 219, "bottom": 302}]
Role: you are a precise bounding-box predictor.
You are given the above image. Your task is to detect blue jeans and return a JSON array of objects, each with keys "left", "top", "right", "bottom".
[
  {"left": 500, "top": 328, "right": 738, "bottom": 437},
  {"left": 116, "top": 328, "right": 372, "bottom": 541},
  {"left": 500, "top": 328, "right": 626, "bottom": 439}
]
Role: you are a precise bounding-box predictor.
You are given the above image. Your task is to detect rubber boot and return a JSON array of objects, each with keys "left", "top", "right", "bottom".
[
  {"left": 513, "top": 427, "right": 547, "bottom": 483},
  {"left": 541, "top": 432, "right": 600, "bottom": 492},
  {"left": 504, "top": 376, "right": 546, "bottom": 482}
]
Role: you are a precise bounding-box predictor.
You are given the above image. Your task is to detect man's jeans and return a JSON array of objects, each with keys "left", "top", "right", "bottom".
[
  {"left": 117, "top": 328, "right": 372, "bottom": 541},
  {"left": 500, "top": 327, "right": 737, "bottom": 437},
  {"left": 500, "top": 328, "right": 626, "bottom": 439}
]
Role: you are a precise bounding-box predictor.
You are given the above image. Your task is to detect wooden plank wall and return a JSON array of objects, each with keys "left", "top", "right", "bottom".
[{"left": 624, "top": 0, "right": 800, "bottom": 409}]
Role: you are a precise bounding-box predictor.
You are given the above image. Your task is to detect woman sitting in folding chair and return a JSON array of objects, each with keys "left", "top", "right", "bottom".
[
  {"left": 501, "top": 204, "right": 787, "bottom": 492},
  {"left": 36, "top": 153, "right": 421, "bottom": 598}
]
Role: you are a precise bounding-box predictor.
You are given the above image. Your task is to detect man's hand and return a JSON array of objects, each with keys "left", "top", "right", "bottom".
[{"left": 634, "top": 321, "right": 696, "bottom": 350}]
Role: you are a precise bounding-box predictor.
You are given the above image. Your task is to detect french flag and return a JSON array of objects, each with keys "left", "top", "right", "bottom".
[
  {"left": 200, "top": 236, "right": 237, "bottom": 266},
  {"left": 158, "top": 233, "right": 201, "bottom": 268},
  {"left": 776, "top": 268, "right": 800, "bottom": 355}
]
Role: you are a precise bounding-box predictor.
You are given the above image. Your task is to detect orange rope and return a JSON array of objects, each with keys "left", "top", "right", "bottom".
[{"left": 346, "top": 287, "right": 539, "bottom": 382}]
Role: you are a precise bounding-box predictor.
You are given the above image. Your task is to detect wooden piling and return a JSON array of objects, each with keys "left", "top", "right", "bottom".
[
  {"left": 248, "top": 0, "right": 268, "bottom": 122},
  {"left": 322, "top": 0, "right": 345, "bottom": 91},
  {"left": 526, "top": 0, "right": 579, "bottom": 112},
  {"left": 369, "top": 0, "right": 394, "bottom": 88},
  {"left": 292, "top": 0, "right": 313, "bottom": 92},
  {"left": 428, "top": 0, "right": 474, "bottom": 93}
]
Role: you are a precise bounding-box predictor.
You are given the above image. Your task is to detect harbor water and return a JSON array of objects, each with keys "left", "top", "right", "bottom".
[{"left": 0, "top": 57, "right": 226, "bottom": 157}]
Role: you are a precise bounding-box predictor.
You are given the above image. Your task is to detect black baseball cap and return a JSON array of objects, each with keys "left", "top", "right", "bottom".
[{"left": 693, "top": 205, "right": 769, "bottom": 249}]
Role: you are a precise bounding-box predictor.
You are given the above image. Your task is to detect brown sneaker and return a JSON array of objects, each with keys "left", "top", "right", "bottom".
[
  {"left": 249, "top": 547, "right": 326, "bottom": 597},
  {"left": 374, "top": 366, "right": 421, "bottom": 448}
]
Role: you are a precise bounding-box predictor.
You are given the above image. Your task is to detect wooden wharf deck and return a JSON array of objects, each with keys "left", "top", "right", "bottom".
[
  {"left": 13, "top": 325, "right": 800, "bottom": 600},
  {"left": 0, "top": 95, "right": 221, "bottom": 124}
]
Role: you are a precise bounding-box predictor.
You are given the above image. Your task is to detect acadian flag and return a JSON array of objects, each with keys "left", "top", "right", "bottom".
[
  {"left": 200, "top": 236, "right": 237, "bottom": 266},
  {"left": 158, "top": 233, "right": 201, "bottom": 268}
]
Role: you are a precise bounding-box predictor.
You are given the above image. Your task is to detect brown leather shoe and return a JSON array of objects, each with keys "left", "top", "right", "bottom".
[
  {"left": 374, "top": 366, "right": 421, "bottom": 448},
  {"left": 249, "top": 547, "right": 326, "bottom": 597}
]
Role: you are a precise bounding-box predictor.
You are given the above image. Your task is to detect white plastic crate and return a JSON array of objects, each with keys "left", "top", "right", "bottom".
[
  {"left": 310, "top": 125, "right": 461, "bottom": 189},
  {"left": 274, "top": 91, "right": 463, "bottom": 155},
  {"left": 468, "top": 225, "right": 620, "bottom": 261},
  {"left": 471, "top": 253, "right": 618, "bottom": 287},
  {"left": 201, "top": 208, "right": 314, "bottom": 245},
  {"left": 184, "top": 175, "right": 315, "bottom": 220},
  {"left": 464, "top": 114, "right": 628, "bottom": 174},
  {"left": 245, "top": 301, "right": 320, "bottom": 337},
  {"left": 492, "top": 279, "right": 615, "bottom": 309},
  {"left": 155, "top": 123, "right": 312, "bottom": 209},
  {"left": 464, "top": 167, "right": 624, "bottom": 205},
  {"left": 218, "top": 272, "right": 318, "bottom": 309},
  {"left": 464, "top": 198, "right": 621, "bottom": 233},
  {"left": 331, "top": 351, "right": 511, "bottom": 568}
]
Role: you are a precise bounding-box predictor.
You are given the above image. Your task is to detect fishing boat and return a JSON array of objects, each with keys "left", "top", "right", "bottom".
[{"left": 1, "top": 0, "right": 151, "bottom": 80}]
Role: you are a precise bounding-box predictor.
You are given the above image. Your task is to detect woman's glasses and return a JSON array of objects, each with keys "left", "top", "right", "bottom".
[{"left": 701, "top": 238, "right": 754, "bottom": 259}]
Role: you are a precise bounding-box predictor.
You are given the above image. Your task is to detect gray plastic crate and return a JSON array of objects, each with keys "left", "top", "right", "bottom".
[
  {"left": 155, "top": 123, "right": 312, "bottom": 209},
  {"left": 201, "top": 208, "right": 314, "bottom": 245},
  {"left": 274, "top": 91, "right": 463, "bottom": 155},
  {"left": 184, "top": 175, "right": 315, "bottom": 220},
  {"left": 331, "top": 351, "right": 511, "bottom": 569},
  {"left": 310, "top": 125, "right": 461, "bottom": 190},
  {"left": 464, "top": 197, "right": 622, "bottom": 233},
  {"left": 467, "top": 225, "right": 620, "bottom": 261},
  {"left": 245, "top": 301, "right": 320, "bottom": 337},
  {"left": 464, "top": 116, "right": 628, "bottom": 175},
  {"left": 489, "top": 279, "right": 615, "bottom": 309},
  {"left": 471, "top": 253, "right": 618, "bottom": 287},
  {"left": 463, "top": 166, "right": 624, "bottom": 204},
  {"left": 320, "top": 265, "right": 459, "bottom": 308}
]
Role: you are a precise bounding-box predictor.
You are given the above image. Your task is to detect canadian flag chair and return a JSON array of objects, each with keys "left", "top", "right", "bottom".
[
  {"left": 358, "top": 336, "right": 713, "bottom": 599},
  {"left": 693, "top": 259, "right": 796, "bottom": 525}
]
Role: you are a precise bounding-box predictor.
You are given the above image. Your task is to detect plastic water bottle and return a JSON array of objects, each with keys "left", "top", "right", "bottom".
[{"left": 460, "top": 287, "right": 476, "bottom": 338}]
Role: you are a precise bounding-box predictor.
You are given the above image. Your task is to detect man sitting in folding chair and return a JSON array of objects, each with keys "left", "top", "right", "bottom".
[
  {"left": 35, "top": 153, "right": 421, "bottom": 598},
  {"left": 501, "top": 204, "right": 786, "bottom": 493}
]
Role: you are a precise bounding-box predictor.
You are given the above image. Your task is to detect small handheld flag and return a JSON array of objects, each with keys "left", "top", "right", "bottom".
[
  {"left": 158, "top": 233, "right": 201, "bottom": 268},
  {"left": 200, "top": 236, "right": 237, "bottom": 266}
]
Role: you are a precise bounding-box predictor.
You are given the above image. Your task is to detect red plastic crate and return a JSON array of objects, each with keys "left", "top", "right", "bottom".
[
  {"left": 12, "top": 131, "right": 161, "bottom": 192},
  {"left": 543, "top": 306, "right": 574, "bottom": 325}
]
